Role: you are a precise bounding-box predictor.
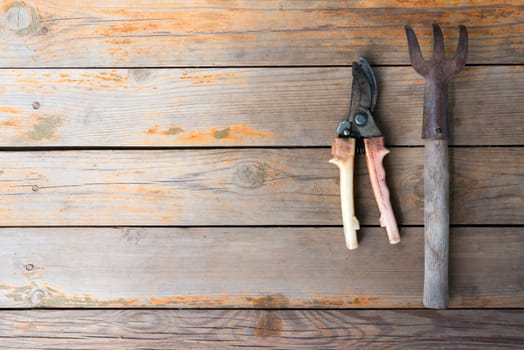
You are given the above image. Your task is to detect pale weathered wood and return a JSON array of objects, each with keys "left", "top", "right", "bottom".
[
  {"left": 0, "top": 227, "right": 522, "bottom": 308},
  {"left": 0, "top": 309, "right": 522, "bottom": 349},
  {"left": 0, "top": 66, "right": 521, "bottom": 146},
  {"left": 424, "top": 140, "right": 450, "bottom": 309},
  {"left": 0, "top": 148, "right": 521, "bottom": 226},
  {"left": 364, "top": 137, "right": 399, "bottom": 244},
  {"left": 0, "top": 1, "right": 521, "bottom": 67},
  {"left": 329, "top": 138, "right": 359, "bottom": 249}
]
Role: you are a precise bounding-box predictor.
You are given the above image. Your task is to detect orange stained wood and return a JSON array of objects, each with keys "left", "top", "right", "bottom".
[
  {"left": 0, "top": 281, "right": 386, "bottom": 308},
  {"left": 0, "top": 1, "right": 521, "bottom": 66},
  {"left": 1, "top": 118, "right": 23, "bottom": 126},
  {"left": 180, "top": 72, "right": 241, "bottom": 84},
  {"left": 0, "top": 107, "right": 24, "bottom": 115},
  {"left": 0, "top": 67, "right": 521, "bottom": 146},
  {"left": 144, "top": 124, "right": 272, "bottom": 144}
]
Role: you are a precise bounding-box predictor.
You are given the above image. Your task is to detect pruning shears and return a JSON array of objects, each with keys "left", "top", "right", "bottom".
[{"left": 329, "top": 57, "right": 400, "bottom": 250}]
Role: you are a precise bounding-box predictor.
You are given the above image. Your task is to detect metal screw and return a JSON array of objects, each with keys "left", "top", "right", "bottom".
[
  {"left": 25, "top": 264, "right": 34, "bottom": 271},
  {"left": 32, "top": 101, "right": 40, "bottom": 110},
  {"left": 342, "top": 129, "right": 350, "bottom": 136},
  {"left": 354, "top": 113, "right": 368, "bottom": 126}
]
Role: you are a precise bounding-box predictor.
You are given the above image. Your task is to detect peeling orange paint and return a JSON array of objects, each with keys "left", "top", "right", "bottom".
[
  {"left": 1, "top": 118, "right": 23, "bottom": 127},
  {"left": 109, "top": 38, "right": 132, "bottom": 45},
  {"left": 94, "top": 72, "right": 128, "bottom": 83},
  {"left": 229, "top": 124, "right": 271, "bottom": 138},
  {"left": 181, "top": 72, "right": 238, "bottom": 84},
  {"left": 15, "top": 323, "right": 48, "bottom": 331},
  {"left": 0, "top": 107, "right": 24, "bottom": 115},
  {"left": 0, "top": 282, "right": 389, "bottom": 308},
  {"left": 170, "top": 124, "right": 271, "bottom": 144},
  {"left": 106, "top": 22, "right": 158, "bottom": 36},
  {"left": 145, "top": 125, "right": 184, "bottom": 136}
]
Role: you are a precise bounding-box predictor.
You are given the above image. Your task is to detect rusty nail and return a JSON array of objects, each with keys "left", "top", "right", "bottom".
[{"left": 40, "top": 27, "right": 48, "bottom": 35}]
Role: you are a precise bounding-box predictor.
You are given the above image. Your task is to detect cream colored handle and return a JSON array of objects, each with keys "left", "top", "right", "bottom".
[{"left": 329, "top": 138, "right": 360, "bottom": 250}]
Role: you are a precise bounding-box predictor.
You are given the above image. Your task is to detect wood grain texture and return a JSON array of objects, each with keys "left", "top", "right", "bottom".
[
  {"left": 0, "top": 227, "right": 522, "bottom": 308},
  {"left": 0, "top": 66, "right": 522, "bottom": 146},
  {"left": 424, "top": 140, "right": 450, "bottom": 309},
  {"left": 329, "top": 137, "right": 359, "bottom": 249},
  {"left": 0, "top": 148, "right": 521, "bottom": 226},
  {"left": 0, "top": 309, "right": 522, "bottom": 349},
  {"left": 0, "top": 1, "right": 521, "bottom": 67},
  {"left": 364, "top": 137, "right": 399, "bottom": 244}
]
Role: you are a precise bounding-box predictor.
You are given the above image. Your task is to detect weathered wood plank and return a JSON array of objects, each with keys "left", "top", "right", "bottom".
[
  {"left": 0, "top": 66, "right": 521, "bottom": 146},
  {"left": 0, "top": 1, "right": 521, "bottom": 67},
  {"left": 0, "top": 227, "right": 522, "bottom": 308},
  {"left": 0, "top": 148, "right": 521, "bottom": 226},
  {"left": 0, "top": 309, "right": 522, "bottom": 349}
]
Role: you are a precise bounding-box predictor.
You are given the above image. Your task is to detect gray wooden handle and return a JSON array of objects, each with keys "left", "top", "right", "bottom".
[{"left": 423, "top": 140, "right": 449, "bottom": 309}]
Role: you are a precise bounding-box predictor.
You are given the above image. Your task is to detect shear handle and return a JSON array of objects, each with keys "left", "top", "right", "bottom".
[
  {"left": 364, "top": 137, "right": 400, "bottom": 244},
  {"left": 330, "top": 138, "right": 360, "bottom": 250}
]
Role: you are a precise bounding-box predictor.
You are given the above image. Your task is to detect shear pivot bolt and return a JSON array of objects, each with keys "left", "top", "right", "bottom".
[
  {"left": 354, "top": 114, "right": 368, "bottom": 126},
  {"left": 342, "top": 129, "right": 350, "bottom": 136}
]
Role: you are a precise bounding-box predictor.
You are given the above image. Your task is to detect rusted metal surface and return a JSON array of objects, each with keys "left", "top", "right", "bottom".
[
  {"left": 405, "top": 24, "right": 468, "bottom": 139},
  {"left": 406, "top": 23, "right": 469, "bottom": 309}
]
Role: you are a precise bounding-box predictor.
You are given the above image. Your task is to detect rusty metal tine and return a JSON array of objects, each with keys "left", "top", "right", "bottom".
[
  {"left": 405, "top": 23, "right": 469, "bottom": 309},
  {"left": 404, "top": 26, "right": 429, "bottom": 76},
  {"left": 454, "top": 25, "right": 469, "bottom": 71},
  {"left": 432, "top": 23, "right": 445, "bottom": 60}
]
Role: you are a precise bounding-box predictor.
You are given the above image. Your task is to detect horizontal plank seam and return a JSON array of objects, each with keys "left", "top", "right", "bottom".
[
  {"left": 0, "top": 225, "right": 521, "bottom": 228},
  {"left": 0, "top": 145, "right": 522, "bottom": 152},
  {"left": 0, "top": 307, "right": 522, "bottom": 311},
  {"left": 0, "top": 64, "right": 522, "bottom": 69}
]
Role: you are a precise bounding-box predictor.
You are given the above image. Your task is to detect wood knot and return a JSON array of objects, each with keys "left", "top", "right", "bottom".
[
  {"left": 234, "top": 161, "right": 267, "bottom": 188},
  {"left": 129, "top": 69, "right": 151, "bottom": 83},
  {"left": 254, "top": 311, "right": 283, "bottom": 338},
  {"left": 23, "top": 286, "right": 48, "bottom": 306},
  {"left": 5, "top": 2, "right": 41, "bottom": 35}
]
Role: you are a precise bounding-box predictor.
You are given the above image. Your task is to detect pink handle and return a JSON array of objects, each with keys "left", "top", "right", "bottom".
[{"left": 364, "top": 137, "right": 400, "bottom": 244}]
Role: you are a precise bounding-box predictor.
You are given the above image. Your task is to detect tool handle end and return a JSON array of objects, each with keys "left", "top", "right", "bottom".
[
  {"left": 423, "top": 140, "right": 450, "bottom": 309},
  {"left": 364, "top": 137, "right": 400, "bottom": 244},
  {"left": 330, "top": 138, "right": 360, "bottom": 250}
]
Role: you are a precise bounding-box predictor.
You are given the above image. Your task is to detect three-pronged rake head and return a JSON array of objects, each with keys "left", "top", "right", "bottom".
[
  {"left": 405, "top": 24, "right": 468, "bottom": 83},
  {"left": 405, "top": 23, "right": 468, "bottom": 140}
]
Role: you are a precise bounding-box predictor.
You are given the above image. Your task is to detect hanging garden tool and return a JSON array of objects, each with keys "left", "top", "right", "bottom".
[
  {"left": 330, "top": 57, "right": 400, "bottom": 250},
  {"left": 405, "top": 24, "right": 468, "bottom": 309}
]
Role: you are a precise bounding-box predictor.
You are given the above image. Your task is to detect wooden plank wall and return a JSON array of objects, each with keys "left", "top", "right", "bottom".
[{"left": 0, "top": 0, "right": 522, "bottom": 348}]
